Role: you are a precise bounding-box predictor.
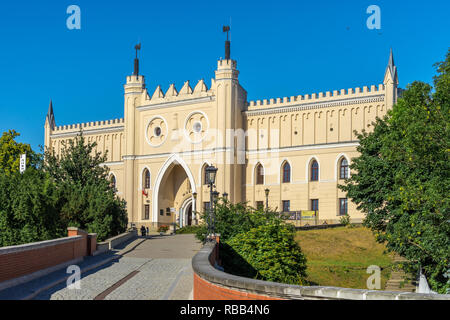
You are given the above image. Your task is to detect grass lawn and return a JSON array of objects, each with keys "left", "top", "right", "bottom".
[{"left": 295, "top": 226, "right": 394, "bottom": 289}]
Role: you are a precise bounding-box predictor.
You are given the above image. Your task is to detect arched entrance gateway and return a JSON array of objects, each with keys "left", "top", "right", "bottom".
[{"left": 152, "top": 155, "right": 197, "bottom": 228}]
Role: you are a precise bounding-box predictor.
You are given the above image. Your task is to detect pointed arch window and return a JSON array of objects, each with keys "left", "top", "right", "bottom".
[
  {"left": 143, "top": 168, "right": 150, "bottom": 189},
  {"left": 203, "top": 165, "right": 209, "bottom": 185},
  {"left": 282, "top": 162, "right": 291, "bottom": 183},
  {"left": 110, "top": 174, "right": 116, "bottom": 190},
  {"left": 339, "top": 158, "right": 349, "bottom": 179},
  {"left": 310, "top": 160, "right": 319, "bottom": 181},
  {"left": 256, "top": 164, "right": 264, "bottom": 185}
]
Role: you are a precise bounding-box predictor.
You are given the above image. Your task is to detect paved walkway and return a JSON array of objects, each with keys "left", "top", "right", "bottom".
[{"left": 1, "top": 234, "right": 202, "bottom": 300}]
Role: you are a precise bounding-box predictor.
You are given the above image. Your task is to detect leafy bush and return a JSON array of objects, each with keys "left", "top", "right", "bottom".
[
  {"left": 195, "top": 200, "right": 282, "bottom": 243},
  {"left": 339, "top": 214, "right": 350, "bottom": 226},
  {"left": 196, "top": 199, "right": 308, "bottom": 285},
  {"left": 0, "top": 169, "right": 65, "bottom": 247},
  {"left": 176, "top": 225, "right": 201, "bottom": 234},
  {"left": 222, "top": 223, "right": 307, "bottom": 285}
]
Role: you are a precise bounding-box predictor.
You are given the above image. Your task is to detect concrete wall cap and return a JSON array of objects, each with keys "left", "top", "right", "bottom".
[
  {"left": 192, "top": 242, "right": 450, "bottom": 300},
  {"left": 0, "top": 236, "right": 83, "bottom": 256}
]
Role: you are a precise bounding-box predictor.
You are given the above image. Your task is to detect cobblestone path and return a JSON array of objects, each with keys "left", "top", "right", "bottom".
[{"left": 33, "top": 234, "right": 202, "bottom": 300}]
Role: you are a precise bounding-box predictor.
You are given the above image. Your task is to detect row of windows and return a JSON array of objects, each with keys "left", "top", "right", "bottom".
[
  {"left": 121, "top": 157, "right": 350, "bottom": 191},
  {"left": 255, "top": 158, "right": 349, "bottom": 185},
  {"left": 141, "top": 198, "right": 349, "bottom": 221}
]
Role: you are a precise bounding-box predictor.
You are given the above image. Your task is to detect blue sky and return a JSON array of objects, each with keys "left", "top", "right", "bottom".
[{"left": 0, "top": 0, "right": 448, "bottom": 151}]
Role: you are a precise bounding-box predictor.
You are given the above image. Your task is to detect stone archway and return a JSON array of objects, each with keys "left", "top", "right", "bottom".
[
  {"left": 180, "top": 198, "right": 194, "bottom": 227},
  {"left": 152, "top": 154, "right": 196, "bottom": 227}
]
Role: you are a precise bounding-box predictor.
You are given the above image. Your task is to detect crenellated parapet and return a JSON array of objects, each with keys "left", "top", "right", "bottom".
[
  {"left": 141, "top": 79, "right": 213, "bottom": 106},
  {"left": 247, "top": 84, "right": 385, "bottom": 111},
  {"left": 50, "top": 118, "right": 125, "bottom": 138}
]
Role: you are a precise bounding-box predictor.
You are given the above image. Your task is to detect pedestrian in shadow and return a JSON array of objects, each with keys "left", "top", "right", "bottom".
[{"left": 140, "top": 225, "right": 146, "bottom": 237}]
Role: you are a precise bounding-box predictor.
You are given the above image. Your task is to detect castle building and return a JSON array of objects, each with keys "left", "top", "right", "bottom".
[{"left": 44, "top": 37, "right": 399, "bottom": 230}]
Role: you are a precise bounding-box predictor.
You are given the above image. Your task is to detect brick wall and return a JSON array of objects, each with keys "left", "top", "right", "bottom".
[
  {"left": 0, "top": 228, "right": 96, "bottom": 284},
  {"left": 194, "top": 273, "right": 282, "bottom": 300},
  {"left": 194, "top": 236, "right": 282, "bottom": 300},
  {"left": 192, "top": 237, "right": 450, "bottom": 300}
]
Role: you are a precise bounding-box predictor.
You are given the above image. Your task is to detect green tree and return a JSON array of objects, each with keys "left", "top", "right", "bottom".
[
  {"left": 0, "top": 130, "right": 40, "bottom": 174},
  {"left": 340, "top": 49, "right": 450, "bottom": 293},
  {"left": 195, "top": 199, "right": 282, "bottom": 243},
  {"left": 196, "top": 199, "right": 308, "bottom": 285},
  {"left": 0, "top": 168, "right": 65, "bottom": 247},
  {"left": 44, "top": 132, "right": 127, "bottom": 241}
]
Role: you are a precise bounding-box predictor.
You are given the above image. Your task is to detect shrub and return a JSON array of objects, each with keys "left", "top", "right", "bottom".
[
  {"left": 340, "top": 214, "right": 350, "bottom": 226},
  {"left": 176, "top": 225, "right": 201, "bottom": 234},
  {"left": 195, "top": 200, "right": 282, "bottom": 243},
  {"left": 222, "top": 223, "right": 308, "bottom": 285}
]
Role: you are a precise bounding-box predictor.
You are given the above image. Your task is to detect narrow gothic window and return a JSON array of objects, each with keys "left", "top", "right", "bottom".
[
  {"left": 144, "top": 205, "right": 150, "bottom": 220},
  {"left": 110, "top": 175, "right": 116, "bottom": 190},
  {"left": 340, "top": 158, "right": 349, "bottom": 179},
  {"left": 143, "top": 169, "right": 150, "bottom": 189},
  {"left": 310, "top": 160, "right": 319, "bottom": 181},
  {"left": 256, "top": 164, "right": 264, "bottom": 185},
  {"left": 282, "top": 162, "right": 291, "bottom": 183},
  {"left": 203, "top": 166, "right": 209, "bottom": 185}
]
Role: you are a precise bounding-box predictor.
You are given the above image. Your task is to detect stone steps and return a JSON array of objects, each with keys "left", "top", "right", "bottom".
[{"left": 384, "top": 254, "right": 417, "bottom": 293}]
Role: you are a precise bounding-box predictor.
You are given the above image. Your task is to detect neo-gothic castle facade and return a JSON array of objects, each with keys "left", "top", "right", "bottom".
[{"left": 44, "top": 39, "right": 399, "bottom": 230}]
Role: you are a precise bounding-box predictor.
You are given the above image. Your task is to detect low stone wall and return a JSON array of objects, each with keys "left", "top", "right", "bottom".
[
  {"left": 94, "top": 229, "right": 137, "bottom": 255},
  {"left": 192, "top": 241, "right": 450, "bottom": 300}
]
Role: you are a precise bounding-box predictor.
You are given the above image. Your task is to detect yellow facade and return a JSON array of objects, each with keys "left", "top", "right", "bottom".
[{"left": 44, "top": 44, "right": 399, "bottom": 230}]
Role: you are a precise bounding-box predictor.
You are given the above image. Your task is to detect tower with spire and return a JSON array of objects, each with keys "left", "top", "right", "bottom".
[
  {"left": 383, "top": 48, "right": 399, "bottom": 108},
  {"left": 44, "top": 100, "right": 56, "bottom": 149}
]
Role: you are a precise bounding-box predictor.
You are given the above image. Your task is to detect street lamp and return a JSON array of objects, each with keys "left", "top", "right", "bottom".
[
  {"left": 205, "top": 166, "right": 218, "bottom": 185},
  {"left": 205, "top": 165, "right": 218, "bottom": 241},
  {"left": 265, "top": 188, "right": 270, "bottom": 211}
]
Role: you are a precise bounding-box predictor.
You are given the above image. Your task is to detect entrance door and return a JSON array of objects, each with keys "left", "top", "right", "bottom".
[{"left": 187, "top": 204, "right": 192, "bottom": 226}]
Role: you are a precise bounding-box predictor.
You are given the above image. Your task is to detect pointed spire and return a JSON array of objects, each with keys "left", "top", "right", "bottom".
[
  {"left": 384, "top": 48, "right": 398, "bottom": 84},
  {"left": 46, "top": 100, "right": 56, "bottom": 130},
  {"left": 388, "top": 48, "right": 395, "bottom": 77}
]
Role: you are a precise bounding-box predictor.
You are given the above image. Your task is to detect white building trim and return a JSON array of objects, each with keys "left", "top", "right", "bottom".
[{"left": 152, "top": 154, "right": 197, "bottom": 223}]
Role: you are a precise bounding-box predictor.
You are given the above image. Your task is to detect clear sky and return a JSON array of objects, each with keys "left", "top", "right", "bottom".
[{"left": 0, "top": 0, "right": 448, "bottom": 151}]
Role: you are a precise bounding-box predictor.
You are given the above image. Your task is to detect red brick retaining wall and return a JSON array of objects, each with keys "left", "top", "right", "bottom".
[
  {"left": 0, "top": 228, "right": 96, "bottom": 283},
  {"left": 194, "top": 273, "right": 282, "bottom": 300}
]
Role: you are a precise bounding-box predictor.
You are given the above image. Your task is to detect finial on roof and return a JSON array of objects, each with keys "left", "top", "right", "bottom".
[
  {"left": 133, "top": 43, "right": 141, "bottom": 76},
  {"left": 223, "top": 26, "right": 231, "bottom": 60}
]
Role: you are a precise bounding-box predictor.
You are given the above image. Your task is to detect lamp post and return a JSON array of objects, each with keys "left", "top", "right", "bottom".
[
  {"left": 265, "top": 188, "right": 270, "bottom": 212},
  {"left": 205, "top": 165, "right": 218, "bottom": 241},
  {"left": 193, "top": 192, "right": 197, "bottom": 225},
  {"left": 212, "top": 191, "right": 220, "bottom": 235}
]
